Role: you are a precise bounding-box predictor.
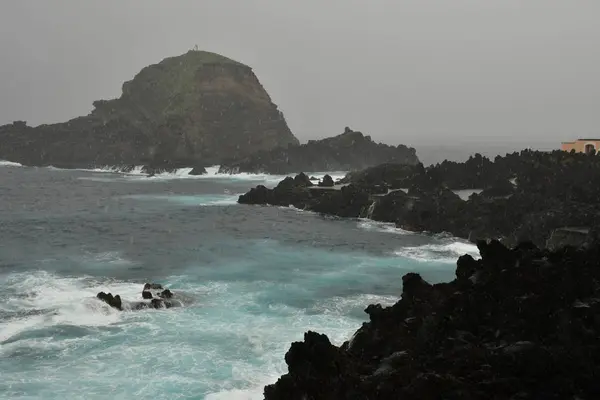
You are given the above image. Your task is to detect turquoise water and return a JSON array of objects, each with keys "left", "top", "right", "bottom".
[{"left": 0, "top": 164, "right": 479, "bottom": 399}]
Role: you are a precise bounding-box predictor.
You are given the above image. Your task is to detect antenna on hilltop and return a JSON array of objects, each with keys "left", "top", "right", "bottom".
[{"left": 193, "top": 44, "right": 199, "bottom": 51}]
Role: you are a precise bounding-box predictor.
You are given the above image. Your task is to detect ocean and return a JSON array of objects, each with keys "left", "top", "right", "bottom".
[{"left": 0, "top": 161, "right": 479, "bottom": 399}]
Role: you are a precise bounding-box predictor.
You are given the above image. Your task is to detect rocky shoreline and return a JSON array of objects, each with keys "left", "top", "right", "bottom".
[
  {"left": 264, "top": 239, "right": 600, "bottom": 399},
  {"left": 255, "top": 148, "right": 600, "bottom": 398},
  {"left": 239, "top": 150, "right": 600, "bottom": 249}
]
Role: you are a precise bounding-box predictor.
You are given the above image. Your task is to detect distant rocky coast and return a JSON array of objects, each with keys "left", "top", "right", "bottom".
[{"left": 240, "top": 150, "right": 600, "bottom": 249}]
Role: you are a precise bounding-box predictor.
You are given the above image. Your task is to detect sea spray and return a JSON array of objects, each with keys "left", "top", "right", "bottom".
[{"left": 1, "top": 165, "right": 467, "bottom": 399}]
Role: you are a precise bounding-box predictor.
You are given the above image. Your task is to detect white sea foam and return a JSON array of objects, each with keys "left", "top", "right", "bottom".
[
  {"left": 0, "top": 160, "right": 23, "bottom": 167},
  {"left": 0, "top": 271, "right": 141, "bottom": 343},
  {"left": 74, "top": 164, "right": 347, "bottom": 187},
  {"left": 357, "top": 219, "right": 410, "bottom": 235},
  {"left": 74, "top": 251, "right": 136, "bottom": 267},
  {"left": 454, "top": 188, "right": 483, "bottom": 200},
  {"left": 122, "top": 193, "right": 243, "bottom": 206},
  {"left": 198, "top": 166, "right": 347, "bottom": 186},
  {"left": 395, "top": 241, "right": 480, "bottom": 263},
  {"left": 1, "top": 231, "right": 444, "bottom": 398},
  {"left": 310, "top": 293, "right": 398, "bottom": 317}
]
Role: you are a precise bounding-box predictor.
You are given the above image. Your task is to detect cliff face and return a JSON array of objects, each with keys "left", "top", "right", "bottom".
[
  {"left": 0, "top": 50, "right": 298, "bottom": 168},
  {"left": 218, "top": 127, "right": 420, "bottom": 174}
]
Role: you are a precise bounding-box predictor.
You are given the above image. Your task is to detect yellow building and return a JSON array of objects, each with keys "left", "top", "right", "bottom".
[{"left": 561, "top": 139, "right": 600, "bottom": 154}]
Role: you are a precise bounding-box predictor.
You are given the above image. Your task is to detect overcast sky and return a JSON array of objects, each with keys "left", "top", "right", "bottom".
[{"left": 0, "top": 0, "right": 598, "bottom": 148}]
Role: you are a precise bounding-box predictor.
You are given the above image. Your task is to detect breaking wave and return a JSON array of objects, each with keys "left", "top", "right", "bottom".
[{"left": 395, "top": 241, "right": 480, "bottom": 263}]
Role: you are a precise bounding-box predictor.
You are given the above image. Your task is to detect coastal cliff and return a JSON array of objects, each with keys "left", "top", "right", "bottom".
[
  {"left": 218, "top": 127, "right": 420, "bottom": 174},
  {"left": 0, "top": 50, "right": 298, "bottom": 170}
]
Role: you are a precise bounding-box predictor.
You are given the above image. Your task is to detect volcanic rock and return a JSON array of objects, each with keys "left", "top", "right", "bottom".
[
  {"left": 264, "top": 241, "right": 600, "bottom": 399},
  {"left": 0, "top": 50, "right": 297, "bottom": 169},
  {"left": 219, "top": 127, "right": 419, "bottom": 174}
]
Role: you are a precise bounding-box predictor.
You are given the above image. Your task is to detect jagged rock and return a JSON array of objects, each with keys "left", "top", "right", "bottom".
[
  {"left": 318, "top": 174, "right": 334, "bottom": 187},
  {"left": 340, "top": 162, "right": 424, "bottom": 189},
  {"left": 143, "top": 283, "right": 163, "bottom": 290},
  {"left": 265, "top": 242, "right": 600, "bottom": 399},
  {"left": 97, "top": 283, "right": 180, "bottom": 311},
  {"left": 96, "top": 292, "right": 122, "bottom": 310},
  {"left": 189, "top": 166, "right": 207, "bottom": 176},
  {"left": 480, "top": 178, "right": 515, "bottom": 198},
  {"left": 238, "top": 185, "right": 271, "bottom": 205},
  {"left": 219, "top": 127, "right": 419, "bottom": 175},
  {"left": 456, "top": 254, "right": 479, "bottom": 283},
  {"left": 0, "top": 50, "right": 297, "bottom": 168},
  {"left": 242, "top": 149, "right": 600, "bottom": 247},
  {"left": 141, "top": 165, "right": 179, "bottom": 176},
  {"left": 308, "top": 184, "right": 373, "bottom": 218},
  {"left": 293, "top": 172, "right": 313, "bottom": 187}
]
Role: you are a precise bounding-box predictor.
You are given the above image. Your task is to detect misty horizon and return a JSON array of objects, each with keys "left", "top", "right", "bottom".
[{"left": 1, "top": 1, "right": 598, "bottom": 151}]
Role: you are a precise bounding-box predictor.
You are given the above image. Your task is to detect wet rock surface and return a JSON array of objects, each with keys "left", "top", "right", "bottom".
[
  {"left": 264, "top": 240, "right": 600, "bottom": 399},
  {"left": 97, "top": 283, "right": 181, "bottom": 311},
  {"left": 240, "top": 150, "right": 600, "bottom": 247}
]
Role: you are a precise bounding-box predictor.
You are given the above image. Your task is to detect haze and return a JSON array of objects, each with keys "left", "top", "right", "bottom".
[{"left": 1, "top": 0, "right": 599, "bottom": 162}]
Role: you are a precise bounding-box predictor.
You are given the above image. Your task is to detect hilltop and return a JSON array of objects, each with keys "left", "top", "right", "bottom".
[{"left": 0, "top": 50, "right": 298, "bottom": 170}]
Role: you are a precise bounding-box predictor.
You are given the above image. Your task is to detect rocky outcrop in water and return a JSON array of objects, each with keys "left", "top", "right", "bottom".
[
  {"left": 0, "top": 50, "right": 298, "bottom": 170},
  {"left": 264, "top": 240, "right": 600, "bottom": 399},
  {"left": 218, "top": 127, "right": 420, "bottom": 175},
  {"left": 97, "top": 283, "right": 180, "bottom": 311},
  {"left": 96, "top": 292, "right": 123, "bottom": 310},
  {"left": 318, "top": 174, "right": 334, "bottom": 187},
  {"left": 240, "top": 150, "right": 600, "bottom": 247}
]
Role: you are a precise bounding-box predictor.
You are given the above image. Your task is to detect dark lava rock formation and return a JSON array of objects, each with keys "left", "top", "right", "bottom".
[
  {"left": 240, "top": 150, "right": 600, "bottom": 248},
  {"left": 97, "top": 283, "right": 180, "bottom": 311},
  {"left": 318, "top": 174, "right": 335, "bottom": 187},
  {"left": 0, "top": 50, "right": 297, "bottom": 170},
  {"left": 264, "top": 240, "right": 600, "bottom": 399},
  {"left": 218, "top": 127, "right": 419, "bottom": 175}
]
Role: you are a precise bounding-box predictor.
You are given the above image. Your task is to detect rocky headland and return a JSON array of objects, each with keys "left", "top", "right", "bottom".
[
  {"left": 239, "top": 149, "right": 600, "bottom": 249},
  {"left": 218, "top": 127, "right": 419, "bottom": 175},
  {"left": 0, "top": 50, "right": 298, "bottom": 172},
  {"left": 264, "top": 239, "right": 600, "bottom": 399}
]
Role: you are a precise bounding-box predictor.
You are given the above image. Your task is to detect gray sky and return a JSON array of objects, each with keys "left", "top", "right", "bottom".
[{"left": 1, "top": 0, "right": 599, "bottom": 149}]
